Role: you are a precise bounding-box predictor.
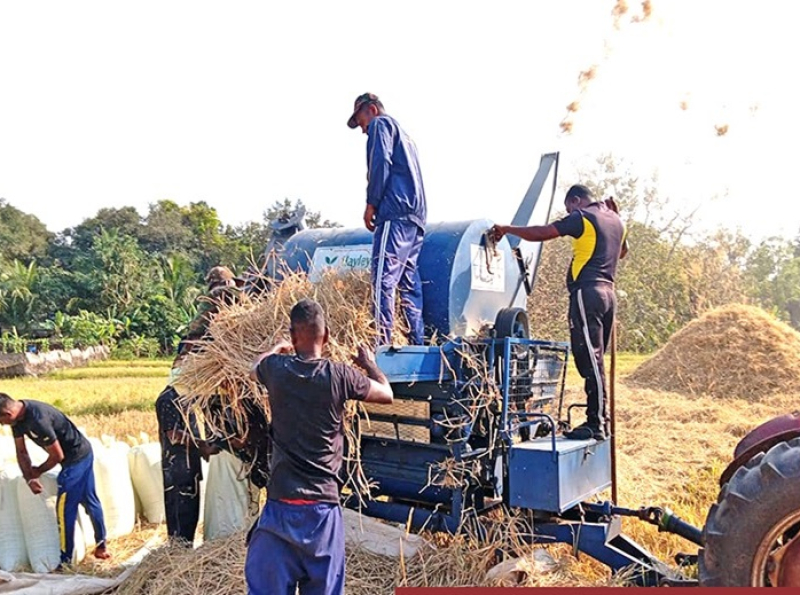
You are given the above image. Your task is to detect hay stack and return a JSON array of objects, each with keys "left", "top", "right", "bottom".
[{"left": 627, "top": 304, "right": 800, "bottom": 399}]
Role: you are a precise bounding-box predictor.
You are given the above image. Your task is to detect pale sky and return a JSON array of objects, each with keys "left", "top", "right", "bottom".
[{"left": 1, "top": 0, "right": 798, "bottom": 243}]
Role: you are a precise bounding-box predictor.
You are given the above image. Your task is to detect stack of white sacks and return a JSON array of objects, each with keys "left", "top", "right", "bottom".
[{"left": 0, "top": 425, "right": 252, "bottom": 572}]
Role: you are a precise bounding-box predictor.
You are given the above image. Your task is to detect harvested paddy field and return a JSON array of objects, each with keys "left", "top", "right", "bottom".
[{"left": 1, "top": 303, "right": 797, "bottom": 591}]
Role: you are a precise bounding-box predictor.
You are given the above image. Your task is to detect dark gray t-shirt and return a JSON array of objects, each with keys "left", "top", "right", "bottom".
[
  {"left": 256, "top": 354, "right": 371, "bottom": 503},
  {"left": 11, "top": 400, "right": 92, "bottom": 466}
]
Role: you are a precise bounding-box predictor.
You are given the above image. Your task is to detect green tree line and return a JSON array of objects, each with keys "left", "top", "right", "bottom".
[{"left": 0, "top": 197, "right": 329, "bottom": 356}]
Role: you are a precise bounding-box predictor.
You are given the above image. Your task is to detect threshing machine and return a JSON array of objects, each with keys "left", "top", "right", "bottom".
[{"left": 260, "top": 152, "right": 715, "bottom": 586}]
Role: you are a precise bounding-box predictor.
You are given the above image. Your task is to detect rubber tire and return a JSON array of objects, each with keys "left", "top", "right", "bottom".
[
  {"left": 699, "top": 437, "right": 800, "bottom": 586},
  {"left": 494, "top": 308, "right": 530, "bottom": 339}
]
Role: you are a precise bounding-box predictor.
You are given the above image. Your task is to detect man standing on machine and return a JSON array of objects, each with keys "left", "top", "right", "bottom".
[{"left": 347, "top": 93, "right": 427, "bottom": 346}]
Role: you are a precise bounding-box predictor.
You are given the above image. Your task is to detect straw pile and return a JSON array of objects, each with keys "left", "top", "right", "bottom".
[
  {"left": 114, "top": 513, "right": 609, "bottom": 594},
  {"left": 627, "top": 304, "right": 800, "bottom": 399}
]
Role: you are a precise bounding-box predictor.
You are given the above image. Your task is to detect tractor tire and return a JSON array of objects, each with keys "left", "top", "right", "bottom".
[{"left": 699, "top": 437, "right": 800, "bottom": 587}]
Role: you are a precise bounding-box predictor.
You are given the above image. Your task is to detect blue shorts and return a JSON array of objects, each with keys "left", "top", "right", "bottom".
[{"left": 245, "top": 500, "right": 344, "bottom": 595}]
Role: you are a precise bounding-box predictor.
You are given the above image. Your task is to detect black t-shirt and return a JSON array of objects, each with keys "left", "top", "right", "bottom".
[
  {"left": 552, "top": 202, "right": 626, "bottom": 293},
  {"left": 256, "top": 354, "right": 371, "bottom": 503},
  {"left": 11, "top": 400, "right": 92, "bottom": 466}
]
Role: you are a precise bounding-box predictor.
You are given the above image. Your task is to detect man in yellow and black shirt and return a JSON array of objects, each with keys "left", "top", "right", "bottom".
[{"left": 491, "top": 184, "right": 628, "bottom": 441}]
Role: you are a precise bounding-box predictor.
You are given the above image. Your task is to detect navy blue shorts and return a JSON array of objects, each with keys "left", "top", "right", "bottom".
[{"left": 245, "top": 500, "right": 344, "bottom": 595}]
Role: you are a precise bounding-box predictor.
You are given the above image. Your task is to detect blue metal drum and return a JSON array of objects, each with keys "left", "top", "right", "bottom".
[{"left": 278, "top": 219, "right": 526, "bottom": 338}]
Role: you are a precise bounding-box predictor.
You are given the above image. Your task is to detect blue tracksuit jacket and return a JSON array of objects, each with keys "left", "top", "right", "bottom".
[{"left": 366, "top": 115, "right": 427, "bottom": 230}]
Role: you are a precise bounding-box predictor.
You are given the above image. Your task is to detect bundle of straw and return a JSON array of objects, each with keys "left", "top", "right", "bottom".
[
  {"left": 176, "top": 270, "right": 404, "bottom": 497},
  {"left": 178, "top": 271, "right": 382, "bottom": 401}
]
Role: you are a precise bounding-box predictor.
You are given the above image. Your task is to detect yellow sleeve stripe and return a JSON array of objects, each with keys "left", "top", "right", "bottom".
[{"left": 571, "top": 216, "right": 597, "bottom": 280}]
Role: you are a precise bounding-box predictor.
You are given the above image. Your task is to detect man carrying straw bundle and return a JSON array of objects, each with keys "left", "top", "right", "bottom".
[
  {"left": 491, "top": 184, "right": 628, "bottom": 441},
  {"left": 161, "top": 266, "right": 236, "bottom": 545},
  {"left": 244, "top": 298, "right": 393, "bottom": 595},
  {"left": 0, "top": 392, "right": 111, "bottom": 568},
  {"left": 348, "top": 92, "right": 427, "bottom": 347}
]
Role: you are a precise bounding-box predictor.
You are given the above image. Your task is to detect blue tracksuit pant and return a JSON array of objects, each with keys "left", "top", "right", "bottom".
[
  {"left": 245, "top": 500, "right": 344, "bottom": 595},
  {"left": 56, "top": 451, "right": 107, "bottom": 564},
  {"left": 371, "top": 220, "right": 424, "bottom": 346}
]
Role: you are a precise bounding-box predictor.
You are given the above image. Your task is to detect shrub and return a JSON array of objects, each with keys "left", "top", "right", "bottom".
[{"left": 112, "top": 336, "right": 161, "bottom": 359}]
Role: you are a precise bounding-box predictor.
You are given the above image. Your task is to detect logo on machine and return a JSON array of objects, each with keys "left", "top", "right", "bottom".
[
  {"left": 310, "top": 245, "right": 372, "bottom": 281},
  {"left": 470, "top": 244, "right": 505, "bottom": 292}
]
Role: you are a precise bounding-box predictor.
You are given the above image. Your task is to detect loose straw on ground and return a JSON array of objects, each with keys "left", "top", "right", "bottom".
[{"left": 113, "top": 510, "right": 614, "bottom": 594}]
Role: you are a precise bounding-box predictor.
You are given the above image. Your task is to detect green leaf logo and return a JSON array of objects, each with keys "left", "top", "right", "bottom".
[{"left": 324, "top": 256, "right": 338, "bottom": 265}]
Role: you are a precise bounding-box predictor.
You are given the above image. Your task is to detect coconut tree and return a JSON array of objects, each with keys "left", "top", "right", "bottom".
[{"left": 0, "top": 260, "right": 39, "bottom": 333}]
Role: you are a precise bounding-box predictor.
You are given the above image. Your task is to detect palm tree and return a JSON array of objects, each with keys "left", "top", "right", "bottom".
[{"left": 0, "top": 260, "right": 39, "bottom": 332}]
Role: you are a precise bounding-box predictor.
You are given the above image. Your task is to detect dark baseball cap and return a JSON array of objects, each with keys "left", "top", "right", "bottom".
[
  {"left": 206, "top": 265, "right": 235, "bottom": 287},
  {"left": 347, "top": 93, "right": 382, "bottom": 129}
]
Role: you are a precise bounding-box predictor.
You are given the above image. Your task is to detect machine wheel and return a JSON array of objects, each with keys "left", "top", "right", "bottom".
[
  {"left": 494, "top": 308, "right": 530, "bottom": 339},
  {"left": 699, "top": 437, "right": 800, "bottom": 587}
]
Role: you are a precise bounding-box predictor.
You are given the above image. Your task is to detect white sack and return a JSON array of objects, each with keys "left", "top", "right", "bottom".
[
  {"left": 0, "top": 469, "right": 28, "bottom": 572},
  {"left": 203, "top": 451, "right": 249, "bottom": 541}
]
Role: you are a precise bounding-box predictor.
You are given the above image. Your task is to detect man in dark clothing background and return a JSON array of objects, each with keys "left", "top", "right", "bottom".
[
  {"left": 348, "top": 93, "right": 427, "bottom": 347},
  {"left": 156, "top": 263, "right": 242, "bottom": 544},
  {"left": 0, "top": 393, "right": 110, "bottom": 567},
  {"left": 244, "top": 298, "right": 393, "bottom": 595},
  {"left": 155, "top": 372, "right": 213, "bottom": 546},
  {"left": 491, "top": 184, "right": 628, "bottom": 441},
  {"left": 205, "top": 393, "right": 271, "bottom": 491}
]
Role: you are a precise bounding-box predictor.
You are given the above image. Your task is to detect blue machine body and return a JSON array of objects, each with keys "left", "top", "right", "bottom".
[{"left": 279, "top": 219, "right": 527, "bottom": 338}]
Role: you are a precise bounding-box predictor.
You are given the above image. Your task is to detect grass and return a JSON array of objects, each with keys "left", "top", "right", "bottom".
[{"left": 563, "top": 351, "right": 647, "bottom": 386}]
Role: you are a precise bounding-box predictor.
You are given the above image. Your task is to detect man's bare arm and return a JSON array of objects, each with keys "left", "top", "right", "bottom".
[
  {"left": 490, "top": 224, "right": 561, "bottom": 243},
  {"left": 15, "top": 436, "right": 60, "bottom": 495},
  {"left": 14, "top": 436, "right": 35, "bottom": 481},
  {"left": 34, "top": 441, "right": 65, "bottom": 477},
  {"left": 352, "top": 346, "right": 393, "bottom": 404}
]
